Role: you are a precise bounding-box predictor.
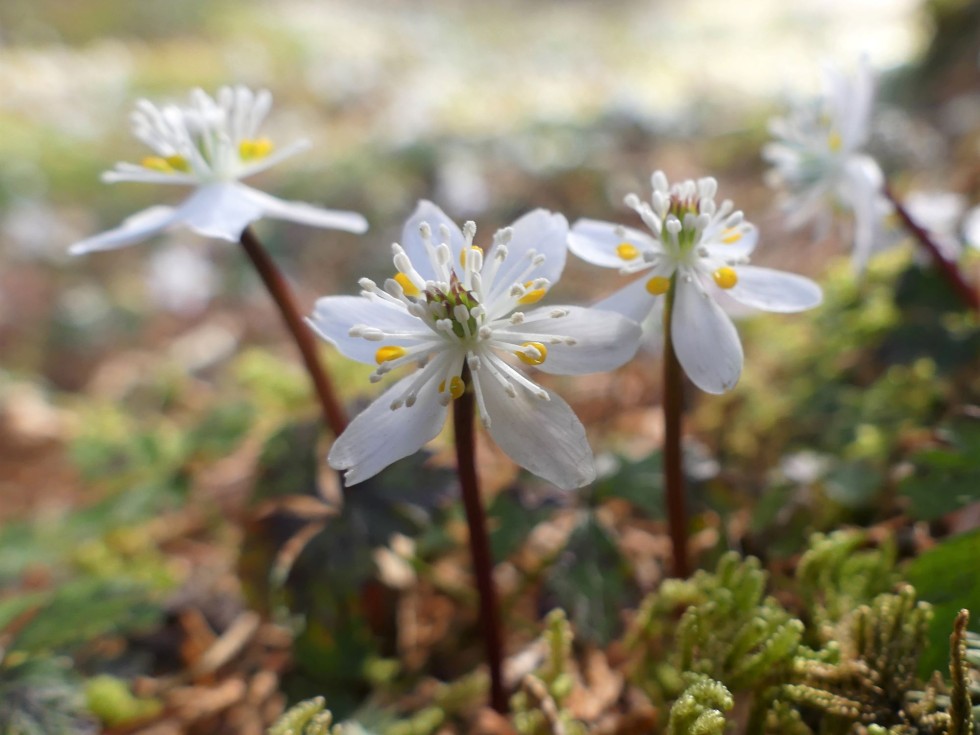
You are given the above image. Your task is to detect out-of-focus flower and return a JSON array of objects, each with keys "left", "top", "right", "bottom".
[
  {"left": 146, "top": 241, "right": 218, "bottom": 315},
  {"left": 903, "top": 190, "right": 967, "bottom": 261},
  {"left": 70, "top": 86, "right": 367, "bottom": 255},
  {"left": 763, "top": 56, "right": 885, "bottom": 270},
  {"left": 570, "top": 171, "right": 822, "bottom": 394},
  {"left": 310, "top": 201, "right": 641, "bottom": 489},
  {"left": 961, "top": 205, "right": 980, "bottom": 252}
]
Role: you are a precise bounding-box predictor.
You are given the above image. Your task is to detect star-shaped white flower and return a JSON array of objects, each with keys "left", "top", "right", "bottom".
[
  {"left": 763, "top": 56, "right": 886, "bottom": 270},
  {"left": 569, "top": 171, "right": 823, "bottom": 394},
  {"left": 310, "top": 201, "right": 642, "bottom": 490},
  {"left": 70, "top": 85, "right": 367, "bottom": 255}
]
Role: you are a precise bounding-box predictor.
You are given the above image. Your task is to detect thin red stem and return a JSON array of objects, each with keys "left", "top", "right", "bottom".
[
  {"left": 663, "top": 287, "right": 690, "bottom": 578},
  {"left": 239, "top": 226, "right": 349, "bottom": 436},
  {"left": 453, "top": 367, "right": 507, "bottom": 714},
  {"left": 883, "top": 184, "right": 980, "bottom": 312}
]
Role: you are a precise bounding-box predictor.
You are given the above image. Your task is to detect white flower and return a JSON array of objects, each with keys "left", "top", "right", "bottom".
[
  {"left": 763, "top": 56, "right": 886, "bottom": 270},
  {"left": 903, "top": 190, "right": 968, "bottom": 261},
  {"left": 569, "top": 171, "right": 823, "bottom": 395},
  {"left": 69, "top": 85, "right": 367, "bottom": 255},
  {"left": 309, "top": 201, "right": 642, "bottom": 490}
]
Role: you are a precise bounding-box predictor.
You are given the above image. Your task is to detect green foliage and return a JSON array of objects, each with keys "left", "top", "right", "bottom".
[
  {"left": 666, "top": 675, "right": 733, "bottom": 735},
  {"left": 84, "top": 674, "right": 162, "bottom": 727},
  {"left": 797, "top": 530, "right": 897, "bottom": 644},
  {"left": 780, "top": 586, "right": 931, "bottom": 729},
  {"left": 627, "top": 552, "right": 803, "bottom": 702},
  {"left": 543, "top": 511, "right": 635, "bottom": 645},
  {"left": 1, "top": 578, "right": 163, "bottom": 656},
  {"left": 488, "top": 488, "right": 556, "bottom": 560},
  {"left": 0, "top": 656, "right": 95, "bottom": 735},
  {"left": 593, "top": 451, "right": 666, "bottom": 518},
  {"left": 899, "top": 419, "right": 980, "bottom": 520},
  {"left": 905, "top": 530, "right": 980, "bottom": 675},
  {"left": 675, "top": 553, "right": 804, "bottom": 690},
  {"left": 511, "top": 609, "right": 586, "bottom": 735},
  {"left": 268, "top": 697, "right": 337, "bottom": 735}
]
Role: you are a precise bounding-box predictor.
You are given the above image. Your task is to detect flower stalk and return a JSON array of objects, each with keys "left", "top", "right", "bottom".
[
  {"left": 452, "top": 365, "right": 507, "bottom": 714},
  {"left": 663, "top": 281, "right": 690, "bottom": 578},
  {"left": 239, "top": 225, "right": 349, "bottom": 436},
  {"left": 883, "top": 184, "right": 980, "bottom": 312}
]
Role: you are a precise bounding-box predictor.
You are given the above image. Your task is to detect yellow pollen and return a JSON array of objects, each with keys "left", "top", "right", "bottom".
[
  {"left": 459, "top": 245, "right": 483, "bottom": 268},
  {"left": 518, "top": 282, "right": 546, "bottom": 305},
  {"left": 827, "top": 131, "right": 843, "bottom": 152},
  {"left": 721, "top": 228, "right": 742, "bottom": 244},
  {"left": 616, "top": 242, "right": 640, "bottom": 260},
  {"left": 375, "top": 345, "right": 407, "bottom": 364},
  {"left": 645, "top": 276, "right": 671, "bottom": 296},
  {"left": 516, "top": 341, "right": 548, "bottom": 366},
  {"left": 449, "top": 376, "right": 466, "bottom": 399},
  {"left": 239, "top": 137, "right": 274, "bottom": 160},
  {"left": 141, "top": 155, "right": 189, "bottom": 173},
  {"left": 713, "top": 267, "right": 738, "bottom": 290},
  {"left": 394, "top": 272, "right": 420, "bottom": 297}
]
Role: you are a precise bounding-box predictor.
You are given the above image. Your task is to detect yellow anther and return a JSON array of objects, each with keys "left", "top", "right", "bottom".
[
  {"left": 713, "top": 267, "right": 738, "bottom": 290},
  {"left": 516, "top": 341, "right": 548, "bottom": 366},
  {"left": 449, "top": 376, "right": 465, "bottom": 399},
  {"left": 141, "top": 155, "right": 189, "bottom": 173},
  {"left": 616, "top": 242, "right": 640, "bottom": 260},
  {"left": 394, "top": 272, "right": 420, "bottom": 297},
  {"left": 459, "top": 245, "right": 483, "bottom": 268},
  {"left": 827, "top": 131, "right": 842, "bottom": 153},
  {"left": 375, "top": 345, "right": 407, "bottom": 364},
  {"left": 239, "top": 137, "right": 274, "bottom": 160},
  {"left": 518, "top": 282, "right": 546, "bottom": 305},
  {"left": 721, "top": 228, "right": 742, "bottom": 244},
  {"left": 645, "top": 276, "right": 671, "bottom": 295}
]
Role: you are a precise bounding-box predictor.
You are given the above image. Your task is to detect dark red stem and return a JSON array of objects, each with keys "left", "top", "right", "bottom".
[
  {"left": 453, "top": 367, "right": 507, "bottom": 713},
  {"left": 883, "top": 184, "right": 980, "bottom": 312},
  {"left": 239, "top": 226, "right": 349, "bottom": 436},
  {"left": 663, "top": 286, "right": 690, "bottom": 578}
]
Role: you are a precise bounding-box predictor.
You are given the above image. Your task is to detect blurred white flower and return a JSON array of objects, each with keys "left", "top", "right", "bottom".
[
  {"left": 903, "top": 190, "right": 967, "bottom": 261},
  {"left": 146, "top": 241, "right": 218, "bottom": 315},
  {"left": 962, "top": 205, "right": 980, "bottom": 251},
  {"left": 570, "top": 171, "right": 822, "bottom": 394},
  {"left": 764, "top": 56, "right": 886, "bottom": 270},
  {"left": 310, "top": 201, "right": 641, "bottom": 489},
  {"left": 70, "top": 85, "right": 367, "bottom": 255}
]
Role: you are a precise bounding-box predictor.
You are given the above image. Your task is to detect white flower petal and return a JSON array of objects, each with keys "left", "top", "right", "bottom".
[
  {"left": 310, "top": 295, "right": 432, "bottom": 365},
  {"left": 490, "top": 209, "right": 568, "bottom": 298},
  {"left": 481, "top": 377, "right": 594, "bottom": 490},
  {"left": 726, "top": 266, "right": 823, "bottom": 313},
  {"left": 842, "top": 155, "right": 885, "bottom": 271},
  {"left": 69, "top": 205, "right": 179, "bottom": 255},
  {"left": 704, "top": 223, "right": 759, "bottom": 259},
  {"left": 176, "top": 183, "right": 266, "bottom": 241},
  {"left": 671, "top": 278, "right": 743, "bottom": 394},
  {"left": 568, "top": 218, "right": 660, "bottom": 269},
  {"left": 400, "top": 200, "right": 464, "bottom": 281},
  {"left": 593, "top": 274, "right": 664, "bottom": 324},
  {"left": 239, "top": 185, "right": 368, "bottom": 233},
  {"left": 328, "top": 367, "right": 449, "bottom": 486},
  {"left": 514, "top": 305, "right": 641, "bottom": 375}
]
